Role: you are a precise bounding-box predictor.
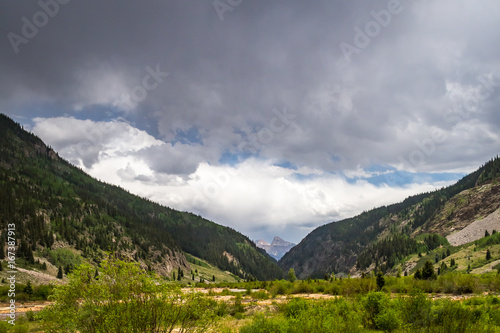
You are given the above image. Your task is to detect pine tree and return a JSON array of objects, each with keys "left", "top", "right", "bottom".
[
  {"left": 57, "top": 266, "right": 63, "bottom": 279},
  {"left": 421, "top": 260, "right": 436, "bottom": 280},
  {"left": 485, "top": 230, "right": 490, "bottom": 237},
  {"left": 42, "top": 262, "right": 47, "bottom": 270},
  {"left": 439, "top": 262, "right": 447, "bottom": 275},
  {"left": 414, "top": 268, "right": 422, "bottom": 280},
  {"left": 376, "top": 271, "right": 385, "bottom": 290},
  {"left": 487, "top": 249, "right": 492, "bottom": 260},
  {"left": 24, "top": 281, "right": 33, "bottom": 295},
  {"left": 212, "top": 275, "right": 215, "bottom": 282}
]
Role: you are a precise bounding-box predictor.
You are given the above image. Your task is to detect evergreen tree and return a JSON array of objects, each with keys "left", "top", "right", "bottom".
[
  {"left": 487, "top": 249, "right": 492, "bottom": 260},
  {"left": 376, "top": 271, "right": 385, "bottom": 290},
  {"left": 42, "top": 262, "right": 47, "bottom": 270},
  {"left": 421, "top": 260, "right": 436, "bottom": 280},
  {"left": 414, "top": 268, "right": 422, "bottom": 280},
  {"left": 212, "top": 275, "right": 215, "bottom": 282},
  {"left": 450, "top": 258, "right": 456, "bottom": 266},
  {"left": 485, "top": 230, "right": 490, "bottom": 237},
  {"left": 24, "top": 281, "right": 33, "bottom": 295},
  {"left": 439, "top": 262, "right": 447, "bottom": 275},
  {"left": 57, "top": 266, "right": 63, "bottom": 279}
]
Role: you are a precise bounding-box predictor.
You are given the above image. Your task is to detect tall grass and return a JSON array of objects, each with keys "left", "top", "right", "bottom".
[{"left": 240, "top": 290, "right": 500, "bottom": 333}]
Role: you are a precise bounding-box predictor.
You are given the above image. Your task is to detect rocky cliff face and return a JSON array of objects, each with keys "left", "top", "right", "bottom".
[
  {"left": 424, "top": 182, "right": 500, "bottom": 240},
  {"left": 256, "top": 236, "right": 296, "bottom": 260}
]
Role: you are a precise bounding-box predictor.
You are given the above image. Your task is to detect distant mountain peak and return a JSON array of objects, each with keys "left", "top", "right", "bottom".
[
  {"left": 256, "top": 236, "right": 296, "bottom": 260},
  {"left": 256, "top": 239, "right": 270, "bottom": 246},
  {"left": 271, "top": 236, "right": 294, "bottom": 247}
]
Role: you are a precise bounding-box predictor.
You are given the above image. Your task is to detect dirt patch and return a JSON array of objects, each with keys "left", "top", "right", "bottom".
[{"left": 16, "top": 267, "right": 61, "bottom": 285}]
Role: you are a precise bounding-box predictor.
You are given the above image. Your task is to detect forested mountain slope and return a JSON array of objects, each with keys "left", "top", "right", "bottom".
[
  {"left": 279, "top": 155, "right": 500, "bottom": 279},
  {"left": 0, "top": 114, "right": 282, "bottom": 281}
]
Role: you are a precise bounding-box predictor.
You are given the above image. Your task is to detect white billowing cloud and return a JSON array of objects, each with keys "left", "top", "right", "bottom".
[
  {"left": 32, "top": 117, "right": 451, "bottom": 242},
  {"left": 93, "top": 155, "right": 446, "bottom": 243},
  {"left": 32, "top": 117, "right": 163, "bottom": 168}
]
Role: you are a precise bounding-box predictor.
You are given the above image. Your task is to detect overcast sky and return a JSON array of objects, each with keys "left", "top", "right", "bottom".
[{"left": 1, "top": 0, "right": 500, "bottom": 243}]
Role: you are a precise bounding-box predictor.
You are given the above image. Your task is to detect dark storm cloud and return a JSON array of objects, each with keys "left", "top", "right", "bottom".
[
  {"left": 3, "top": 0, "right": 499, "bottom": 174},
  {"left": 2, "top": 0, "right": 500, "bottom": 241}
]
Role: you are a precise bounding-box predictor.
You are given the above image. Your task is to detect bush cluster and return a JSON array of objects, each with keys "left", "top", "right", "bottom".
[
  {"left": 40, "top": 258, "right": 226, "bottom": 332},
  {"left": 241, "top": 290, "right": 500, "bottom": 333}
]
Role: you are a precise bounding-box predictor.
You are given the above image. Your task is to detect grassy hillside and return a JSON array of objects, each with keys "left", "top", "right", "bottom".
[{"left": 0, "top": 113, "right": 283, "bottom": 281}]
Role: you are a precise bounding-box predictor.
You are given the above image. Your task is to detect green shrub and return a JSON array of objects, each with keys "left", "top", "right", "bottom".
[
  {"left": 401, "top": 289, "right": 432, "bottom": 328},
  {"left": 251, "top": 290, "right": 269, "bottom": 300},
  {"left": 431, "top": 301, "right": 476, "bottom": 333},
  {"left": 284, "top": 298, "right": 309, "bottom": 318},
  {"left": 375, "top": 307, "right": 402, "bottom": 332},
  {"left": 13, "top": 324, "right": 29, "bottom": 333},
  {"left": 25, "top": 309, "right": 36, "bottom": 322},
  {"left": 40, "top": 257, "right": 220, "bottom": 332},
  {"left": 0, "top": 321, "right": 9, "bottom": 333},
  {"left": 362, "top": 292, "right": 390, "bottom": 328},
  {"left": 240, "top": 315, "right": 288, "bottom": 333}
]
